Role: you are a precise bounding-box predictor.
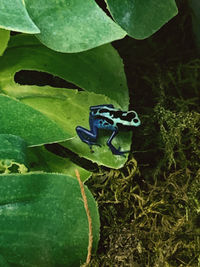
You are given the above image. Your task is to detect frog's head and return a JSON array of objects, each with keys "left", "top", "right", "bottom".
[{"left": 130, "top": 111, "right": 141, "bottom": 127}]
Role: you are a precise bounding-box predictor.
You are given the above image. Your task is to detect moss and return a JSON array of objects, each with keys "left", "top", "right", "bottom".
[
  {"left": 88, "top": 164, "right": 199, "bottom": 266},
  {"left": 154, "top": 75, "right": 200, "bottom": 171}
]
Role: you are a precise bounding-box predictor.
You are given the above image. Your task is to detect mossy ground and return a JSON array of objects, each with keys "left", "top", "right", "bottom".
[{"left": 86, "top": 1, "right": 200, "bottom": 266}]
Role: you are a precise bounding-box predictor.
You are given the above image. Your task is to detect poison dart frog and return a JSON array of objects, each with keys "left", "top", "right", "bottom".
[{"left": 76, "top": 104, "right": 140, "bottom": 156}]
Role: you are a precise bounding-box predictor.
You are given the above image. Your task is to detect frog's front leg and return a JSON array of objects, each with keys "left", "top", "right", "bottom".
[
  {"left": 107, "top": 130, "right": 128, "bottom": 156},
  {"left": 76, "top": 116, "right": 101, "bottom": 151},
  {"left": 76, "top": 125, "right": 99, "bottom": 146}
]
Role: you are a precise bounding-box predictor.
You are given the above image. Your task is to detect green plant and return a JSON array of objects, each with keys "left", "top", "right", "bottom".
[{"left": 0, "top": 1, "right": 180, "bottom": 266}]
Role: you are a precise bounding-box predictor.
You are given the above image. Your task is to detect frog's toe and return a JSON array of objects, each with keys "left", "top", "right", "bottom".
[
  {"left": 116, "top": 147, "right": 125, "bottom": 156},
  {"left": 109, "top": 146, "right": 128, "bottom": 157},
  {"left": 117, "top": 148, "right": 127, "bottom": 157},
  {"left": 90, "top": 146, "right": 95, "bottom": 153}
]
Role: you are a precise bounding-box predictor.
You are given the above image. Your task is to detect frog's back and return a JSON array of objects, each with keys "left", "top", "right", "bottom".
[{"left": 90, "top": 105, "right": 140, "bottom": 130}]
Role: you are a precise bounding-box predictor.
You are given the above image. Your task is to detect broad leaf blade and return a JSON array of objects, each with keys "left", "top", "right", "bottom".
[
  {"left": 0, "top": 173, "right": 100, "bottom": 266},
  {"left": 0, "top": 0, "right": 39, "bottom": 33},
  {"left": 106, "top": 0, "right": 178, "bottom": 39},
  {"left": 8, "top": 86, "right": 130, "bottom": 168},
  {"left": 24, "top": 0, "right": 126, "bottom": 52}
]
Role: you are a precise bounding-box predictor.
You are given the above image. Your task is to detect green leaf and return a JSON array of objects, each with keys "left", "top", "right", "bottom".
[
  {"left": 3, "top": 34, "right": 129, "bottom": 109},
  {"left": 0, "top": 172, "right": 100, "bottom": 266},
  {"left": 0, "top": 29, "right": 10, "bottom": 56},
  {"left": 28, "top": 146, "right": 91, "bottom": 182},
  {"left": 0, "top": 0, "right": 40, "bottom": 33},
  {"left": 0, "top": 94, "right": 71, "bottom": 146},
  {"left": 7, "top": 86, "right": 130, "bottom": 168},
  {"left": 24, "top": 0, "right": 126, "bottom": 53},
  {"left": 0, "top": 35, "right": 131, "bottom": 168},
  {"left": 106, "top": 0, "right": 178, "bottom": 39},
  {"left": 0, "top": 134, "right": 28, "bottom": 174}
]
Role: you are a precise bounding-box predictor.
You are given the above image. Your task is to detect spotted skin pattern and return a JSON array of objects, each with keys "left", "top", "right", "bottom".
[{"left": 76, "top": 104, "right": 140, "bottom": 156}]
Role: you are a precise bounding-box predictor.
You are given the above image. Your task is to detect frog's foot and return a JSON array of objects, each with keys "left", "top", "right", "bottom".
[{"left": 109, "top": 145, "right": 129, "bottom": 157}]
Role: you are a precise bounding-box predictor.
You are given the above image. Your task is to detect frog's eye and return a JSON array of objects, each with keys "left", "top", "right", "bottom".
[
  {"left": 126, "top": 111, "right": 136, "bottom": 121},
  {"left": 91, "top": 110, "right": 97, "bottom": 116},
  {"left": 131, "top": 112, "right": 141, "bottom": 126}
]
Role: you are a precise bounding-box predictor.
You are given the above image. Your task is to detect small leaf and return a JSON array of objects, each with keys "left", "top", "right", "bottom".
[
  {"left": 0, "top": 29, "right": 10, "bottom": 56},
  {"left": 106, "top": 0, "right": 178, "bottom": 39},
  {"left": 0, "top": 134, "right": 28, "bottom": 174},
  {"left": 0, "top": 0, "right": 40, "bottom": 33},
  {"left": 0, "top": 172, "right": 100, "bottom": 266},
  {"left": 24, "top": 0, "right": 126, "bottom": 52},
  {"left": 0, "top": 94, "right": 71, "bottom": 146}
]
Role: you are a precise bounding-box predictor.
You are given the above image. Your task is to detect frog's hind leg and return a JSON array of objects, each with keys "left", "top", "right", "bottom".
[{"left": 107, "top": 130, "right": 129, "bottom": 157}]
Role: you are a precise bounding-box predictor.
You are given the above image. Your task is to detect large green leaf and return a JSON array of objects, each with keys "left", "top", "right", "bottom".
[
  {"left": 2, "top": 34, "right": 129, "bottom": 109},
  {"left": 106, "top": 0, "right": 178, "bottom": 39},
  {"left": 0, "top": 29, "right": 10, "bottom": 56},
  {"left": 0, "top": 94, "right": 71, "bottom": 146},
  {"left": 0, "top": 0, "right": 39, "bottom": 33},
  {"left": 0, "top": 172, "right": 100, "bottom": 266},
  {"left": 24, "top": 0, "right": 126, "bottom": 52},
  {"left": 0, "top": 35, "right": 131, "bottom": 168},
  {"left": 4, "top": 86, "right": 130, "bottom": 168}
]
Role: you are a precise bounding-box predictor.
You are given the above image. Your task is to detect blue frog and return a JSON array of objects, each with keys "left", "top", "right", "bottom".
[{"left": 76, "top": 104, "right": 140, "bottom": 156}]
